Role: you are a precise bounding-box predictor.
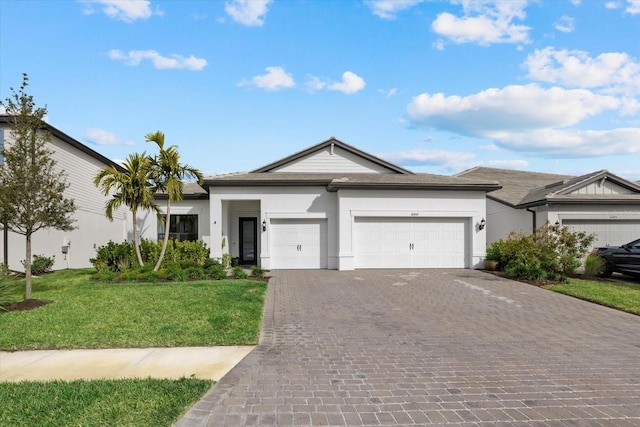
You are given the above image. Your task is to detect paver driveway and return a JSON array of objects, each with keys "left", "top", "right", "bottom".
[{"left": 178, "top": 269, "right": 640, "bottom": 426}]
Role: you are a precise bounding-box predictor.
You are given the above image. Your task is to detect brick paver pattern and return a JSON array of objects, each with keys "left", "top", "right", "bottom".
[{"left": 177, "top": 269, "right": 640, "bottom": 426}]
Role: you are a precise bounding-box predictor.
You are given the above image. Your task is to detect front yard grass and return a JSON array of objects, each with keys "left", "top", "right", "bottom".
[
  {"left": 0, "top": 377, "right": 212, "bottom": 426},
  {"left": 545, "top": 277, "right": 640, "bottom": 315},
  {"left": 0, "top": 269, "right": 266, "bottom": 350}
]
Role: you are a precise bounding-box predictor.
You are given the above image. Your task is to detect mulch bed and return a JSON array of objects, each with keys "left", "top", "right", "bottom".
[
  {"left": 484, "top": 270, "right": 564, "bottom": 287},
  {"left": 1, "top": 299, "right": 52, "bottom": 313}
]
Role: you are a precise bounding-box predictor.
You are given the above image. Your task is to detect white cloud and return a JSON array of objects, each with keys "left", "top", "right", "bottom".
[
  {"left": 405, "top": 83, "right": 640, "bottom": 158},
  {"left": 489, "top": 128, "right": 640, "bottom": 157},
  {"left": 79, "top": 0, "right": 156, "bottom": 22},
  {"left": 605, "top": 1, "right": 620, "bottom": 9},
  {"left": 407, "top": 84, "right": 620, "bottom": 135},
  {"left": 239, "top": 66, "right": 295, "bottom": 91},
  {"left": 431, "top": 0, "right": 531, "bottom": 46},
  {"left": 523, "top": 47, "right": 640, "bottom": 95},
  {"left": 108, "top": 49, "right": 207, "bottom": 70},
  {"left": 84, "top": 128, "right": 134, "bottom": 146},
  {"left": 365, "top": 0, "right": 424, "bottom": 19},
  {"left": 225, "top": 0, "right": 272, "bottom": 26},
  {"left": 480, "top": 143, "right": 500, "bottom": 151},
  {"left": 306, "top": 72, "right": 366, "bottom": 95},
  {"left": 381, "top": 149, "right": 476, "bottom": 170},
  {"left": 305, "top": 75, "right": 327, "bottom": 92},
  {"left": 327, "top": 71, "right": 366, "bottom": 94},
  {"left": 554, "top": 15, "right": 575, "bottom": 33},
  {"left": 627, "top": 0, "right": 640, "bottom": 14}
]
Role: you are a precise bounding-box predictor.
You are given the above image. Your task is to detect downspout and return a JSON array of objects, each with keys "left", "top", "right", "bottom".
[{"left": 526, "top": 208, "right": 536, "bottom": 233}]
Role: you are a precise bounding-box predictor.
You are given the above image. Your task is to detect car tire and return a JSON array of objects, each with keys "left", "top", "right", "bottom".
[{"left": 598, "top": 261, "right": 613, "bottom": 278}]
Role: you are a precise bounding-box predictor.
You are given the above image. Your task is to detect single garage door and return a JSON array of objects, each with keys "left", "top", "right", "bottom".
[
  {"left": 270, "top": 218, "right": 328, "bottom": 269},
  {"left": 354, "top": 217, "right": 468, "bottom": 269},
  {"left": 563, "top": 219, "right": 640, "bottom": 248}
]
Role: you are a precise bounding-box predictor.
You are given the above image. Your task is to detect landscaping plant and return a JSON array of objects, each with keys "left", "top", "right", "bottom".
[{"left": 487, "top": 222, "right": 594, "bottom": 282}]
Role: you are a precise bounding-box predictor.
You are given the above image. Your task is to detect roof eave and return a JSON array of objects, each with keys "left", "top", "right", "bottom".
[
  {"left": 327, "top": 182, "right": 502, "bottom": 192},
  {"left": 0, "top": 115, "right": 126, "bottom": 173}
]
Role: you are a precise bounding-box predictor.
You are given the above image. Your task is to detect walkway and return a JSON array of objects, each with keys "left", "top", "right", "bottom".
[
  {"left": 178, "top": 269, "right": 640, "bottom": 426},
  {"left": 0, "top": 346, "right": 253, "bottom": 382}
]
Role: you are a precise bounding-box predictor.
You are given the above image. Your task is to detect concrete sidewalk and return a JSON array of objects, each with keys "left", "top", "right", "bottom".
[{"left": 0, "top": 346, "right": 254, "bottom": 382}]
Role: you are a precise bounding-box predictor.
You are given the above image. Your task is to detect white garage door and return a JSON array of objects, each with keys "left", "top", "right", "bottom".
[
  {"left": 563, "top": 219, "right": 640, "bottom": 248},
  {"left": 270, "top": 219, "right": 328, "bottom": 269},
  {"left": 354, "top": 217, "right": 468, "bottom": 269}
]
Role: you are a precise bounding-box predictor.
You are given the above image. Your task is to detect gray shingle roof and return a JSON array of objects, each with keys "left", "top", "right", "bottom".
[
  {"left": 456, "top": 167, "right": 573, "bottom": 206},
  {"left": 458, "top": 167, "right": 640, "bottom": 207}
]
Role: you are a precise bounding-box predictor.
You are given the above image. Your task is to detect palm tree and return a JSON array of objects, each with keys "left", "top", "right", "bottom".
[
  {"left": 93, "top": 153, "right": 161, "bottom": 267},
  {"left": 146, "top": 131, "right": 203, "bottom": 272}
]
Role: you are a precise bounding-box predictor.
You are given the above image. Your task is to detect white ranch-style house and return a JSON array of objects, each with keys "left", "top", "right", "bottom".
[{"left": 3, "top": 117, "right": 640, "bottom": 272}]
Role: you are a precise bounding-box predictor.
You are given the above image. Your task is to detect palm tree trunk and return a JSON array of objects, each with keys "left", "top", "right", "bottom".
[
  {"left": 132, "top": 213, "right": 144, "bottom": 266},
  {"left": 154, "top": 200, "right": 171, "bottom": 272},
  {"left": 25, "top": 232, "right": 32, "bottom": 300}
]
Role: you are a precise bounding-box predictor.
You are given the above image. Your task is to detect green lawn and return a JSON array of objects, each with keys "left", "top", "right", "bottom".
[
  {"left": 0, "top": 378, "right": 212, "bottom": 426},
  {"left": 0, "top": 269, "right": 266, "bottom": 350},
  {"left": 545, "top": 277, "right": 640, "bottom": 315}
]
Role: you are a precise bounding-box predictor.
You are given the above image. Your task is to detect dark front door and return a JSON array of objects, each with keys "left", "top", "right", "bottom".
[{"left": 239, "top": 217, "right": 257, "bottom": 265}]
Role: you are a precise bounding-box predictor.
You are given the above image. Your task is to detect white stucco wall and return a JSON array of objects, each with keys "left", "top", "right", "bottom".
[
  {"left": 208, "top": 186, "right": 338, "bottom": 269},
  {"left": 0, "top": 125, "right": 128, "bottom": 271},
  {"left": 486, "top": 198, "right": 533, "bottom": 245}
]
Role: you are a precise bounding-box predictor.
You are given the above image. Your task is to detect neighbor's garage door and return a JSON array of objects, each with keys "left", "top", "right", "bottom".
[
  {"left": 563, "top": 219, "right": 640, "bottom": 248},
  {"left": 270, "top": 219, "right": 328, "bottom": 269},
  {"left": 354, "top": 217, "right": 467, "bottom": 269}
]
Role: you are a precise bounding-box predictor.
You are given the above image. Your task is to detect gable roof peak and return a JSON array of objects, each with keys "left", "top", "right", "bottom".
[{"left": 251, "top": 137, "right": 413, "bottom": 174}]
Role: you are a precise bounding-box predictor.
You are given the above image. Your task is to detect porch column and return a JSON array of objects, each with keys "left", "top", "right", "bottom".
[{"left": 209, "top": 194, "right": 223, "bottom": 260}]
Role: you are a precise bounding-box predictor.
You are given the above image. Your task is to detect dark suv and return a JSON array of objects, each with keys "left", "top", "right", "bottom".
[{"left": 595, "top": 238, "right": 640, "bottom": 277}]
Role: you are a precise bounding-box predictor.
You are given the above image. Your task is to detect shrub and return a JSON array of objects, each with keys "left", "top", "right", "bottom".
[
  {"left": 231, "top": 266, "right": 248, "bottom": 279},
  {"left": 91, "top": 241, "right": 136, "bottom": 272},
  {"left": 221, "top": 253, "right": 232, "bottom": 269},
  {"left": 487, "top": 222, "right": 594, "bottom": 283},
  {"left": 185, "top": 266, "right": 206, "bottom": 280},
  {"left": 206, "top": 263, "right": 227, "bottom": 280},
  {"left": 167, "top": 266, "right": 187, "bottom": 282},
  {"left": 22, "top": 254, "right": 55, "bottom": 275},
  {"left": 92, "top": 239, "right": 211, "bottom": 272},
  {"left": 94, "top": 270, "right": 117, "bottom": 282},
  {"left": 584, "top": 252, "right": 606, "bottom": 278},
  {"left": 250, "top": 265, "right": 266, "bottom": 278}
]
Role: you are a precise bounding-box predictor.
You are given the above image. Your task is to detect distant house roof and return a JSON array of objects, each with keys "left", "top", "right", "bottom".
[
  {"left": 154, "top": 181, "right": 208, "bottom": 200},
  {"left": 457, "top": 167, "right": 640, "bottom": 207},
  {"left": 0, "top": 115, "right": 125, "bottom": 172},
  {"left": 251, "top": 137, "right": 414, "bottom": 175}
]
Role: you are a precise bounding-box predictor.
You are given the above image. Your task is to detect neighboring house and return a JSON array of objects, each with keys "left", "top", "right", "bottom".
[
  {"left": 0, "top": 116, "right": 129, "bottom": 270},
  {"left": 458, "top": 167, "right": 640, "bottom": 248},
  {"left": 199, "top": 138, "right": 500, "bottom": 270}
]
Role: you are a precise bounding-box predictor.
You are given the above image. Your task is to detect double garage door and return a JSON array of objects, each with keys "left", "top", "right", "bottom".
[
  {"left": 354, "top": 217, "right": 468, "bottom": 269},
  {"left": 269, "top": 217, "right": 469, "bottom": 269},
  {"left": 563, "top": 219, "right": 640, "bottom": 248}
]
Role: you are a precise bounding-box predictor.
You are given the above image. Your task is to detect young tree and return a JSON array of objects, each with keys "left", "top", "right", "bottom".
[
  {"left": 0, "top": 74, "right": 76, "bottom": 300},
  {"left": 146, "top": 131, "right": 203, "bottom": 271},
  {"left": 94, "top": 152, "right": 161, "bottom": 267}
]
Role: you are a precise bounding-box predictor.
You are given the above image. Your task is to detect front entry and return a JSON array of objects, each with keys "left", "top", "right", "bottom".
[{"left": 239, "top": 217, "right": 257, "bottom": 265}]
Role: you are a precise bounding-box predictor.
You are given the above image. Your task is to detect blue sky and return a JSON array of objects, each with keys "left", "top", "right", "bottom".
[{"left": 1, "top": 0, "right": 640, "bottom": 179}]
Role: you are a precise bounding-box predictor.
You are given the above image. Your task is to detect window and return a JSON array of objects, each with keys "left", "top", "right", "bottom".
[{"left": 158, "top": 214, "right": 198, "bottom": 242}]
